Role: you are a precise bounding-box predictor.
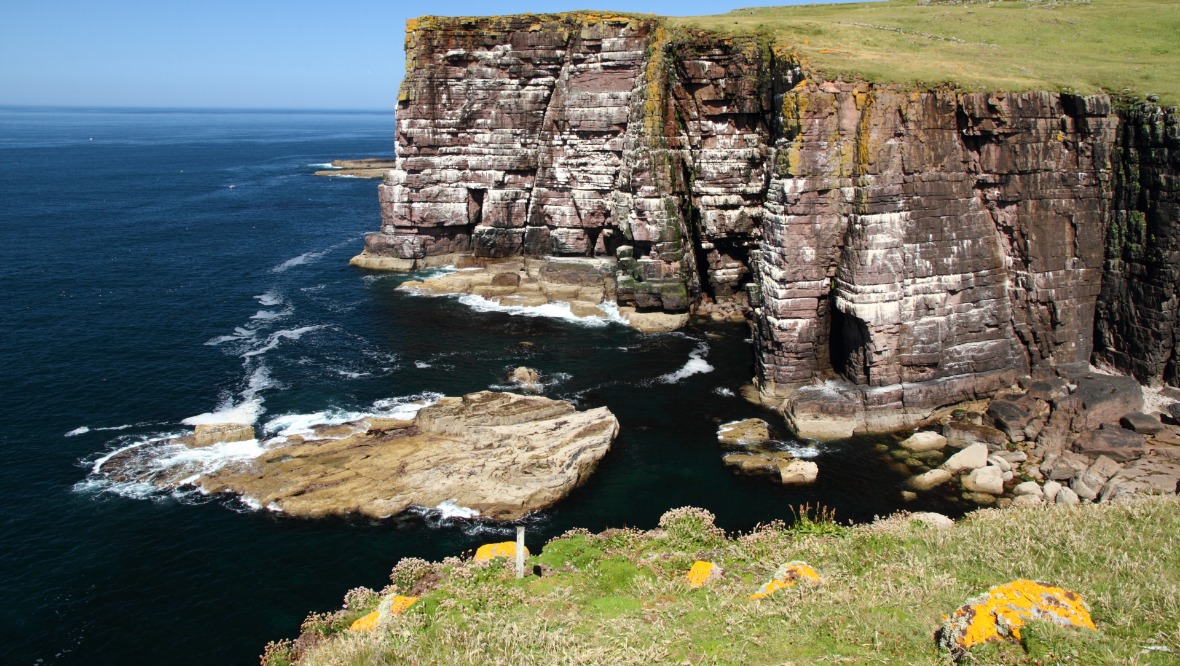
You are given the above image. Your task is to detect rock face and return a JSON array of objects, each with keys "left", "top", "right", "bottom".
[
  {"left": 99, "top": 392, "right": 618, "bottom": 520},
  {"left": 355, "top": 12, "right": 1180, "bottom": 435}
]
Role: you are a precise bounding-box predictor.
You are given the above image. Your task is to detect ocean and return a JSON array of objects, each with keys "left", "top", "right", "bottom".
[{"left": 0, "top": 107, "right": 939, "bottom": 664}]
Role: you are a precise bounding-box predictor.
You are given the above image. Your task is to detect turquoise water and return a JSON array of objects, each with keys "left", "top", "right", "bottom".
[{"left": 0, "top": 108, "right": 943, "bottom": 664}]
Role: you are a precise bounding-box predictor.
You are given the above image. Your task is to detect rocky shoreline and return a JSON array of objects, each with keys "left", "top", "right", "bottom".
[
  {"left": 97, "top": 391, "right": 619, "bottom": 520},
  {"left": 879, "top": 369, "right": 1180, "bottom": 509}
]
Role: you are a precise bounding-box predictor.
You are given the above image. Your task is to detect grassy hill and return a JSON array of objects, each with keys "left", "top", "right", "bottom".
[
  {"left": 671, "top": 0, "right": 1179, "bottom": 104},
  {"left": 268, "top": 498, "right": 1180, "bottom": 665}
]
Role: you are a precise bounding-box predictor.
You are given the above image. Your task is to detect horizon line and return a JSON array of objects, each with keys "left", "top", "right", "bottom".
[{"left": 0, "top": 103, "right": 394, "bottom": 115}]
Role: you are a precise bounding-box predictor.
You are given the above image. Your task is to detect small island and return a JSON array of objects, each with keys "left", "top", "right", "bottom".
[{"left": 313, "top": 158, "right": 398, "bottom": 179}]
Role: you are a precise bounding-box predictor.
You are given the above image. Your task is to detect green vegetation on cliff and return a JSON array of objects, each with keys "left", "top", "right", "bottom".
[
  {"left": 268, "top": 498, "right": 1180, "bottom": 665},
  {"left": 672, "top": 0, "right": 1179, "bottom": 104}
]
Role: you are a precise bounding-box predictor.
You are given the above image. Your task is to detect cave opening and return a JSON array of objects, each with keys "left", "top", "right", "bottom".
[{"left": 829, "top": 296, "right": 871, "bottom": 385}]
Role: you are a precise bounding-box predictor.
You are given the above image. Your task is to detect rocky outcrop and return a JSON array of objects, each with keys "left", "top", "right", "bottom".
[
  {"left": 354, "top": 12, "right": 1180, "bottom": 436},
  {"left": 98, "top": 392, "right": 618, "bottom": 520}
]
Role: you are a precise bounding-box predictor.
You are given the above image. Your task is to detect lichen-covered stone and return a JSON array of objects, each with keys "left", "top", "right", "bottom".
[
  {"left": 348, "top": 595, "right": 420, "bottom": 632},
  {"left": 474, "top": 542, "right": 530, "bottom": 563},
  {"left": 749, "top": 561, "right": 819, "bottom": 600},
  {"left": 685, "top": 560, "right": 720, "bottom": 588},
  {"left": 937, "top": 580, "right": 1096, "bottom": 658}
]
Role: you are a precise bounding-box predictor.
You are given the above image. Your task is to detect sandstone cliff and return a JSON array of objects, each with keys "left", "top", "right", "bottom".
[{"left": 353, "top": 12, "right": 1179, "bottom": 435}]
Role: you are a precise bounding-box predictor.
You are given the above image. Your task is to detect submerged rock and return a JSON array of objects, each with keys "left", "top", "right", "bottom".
[{"left": 98, "top": 391, "right": 618, "bottom": 520}]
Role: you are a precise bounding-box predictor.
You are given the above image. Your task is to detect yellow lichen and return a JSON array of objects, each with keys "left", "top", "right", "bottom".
[
  {"left": 473, "top": 541, "right": 530, "bottom": 562},
  {"left": 348, "top": 610, "right": 380, "bottom": 633},
  {"left": 685, "top": 560, "right": 718, "bottom": 588},
  {"left": 348, "top": 595, "right": 420, "bottom": 633},
  {"left": 749, "top": 561, "right": 819, "bottom": 600},
  {"left": 388, "top": 595, "right": 419, "bottom": 616},
  {"left": 938, "top": 579, "right": 1097, "bottom": 655}
]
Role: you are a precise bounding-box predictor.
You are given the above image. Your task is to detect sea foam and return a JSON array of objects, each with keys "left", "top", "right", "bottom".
[{"left": 658, "top": 342, "right": 714, "bottom": 384}]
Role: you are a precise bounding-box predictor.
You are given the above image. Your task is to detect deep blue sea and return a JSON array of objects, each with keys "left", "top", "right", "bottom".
[{"left": 0, "top": 107, "right": 944, "bottom": 664}]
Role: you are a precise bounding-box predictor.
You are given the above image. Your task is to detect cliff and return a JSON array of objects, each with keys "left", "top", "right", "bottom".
[{"left": 351, "top": 10, "right": 1179, "bottom": 435}]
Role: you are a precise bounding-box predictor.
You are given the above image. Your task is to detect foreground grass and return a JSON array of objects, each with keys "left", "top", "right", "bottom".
[
  {"left": 277, "top": 498, "right": 1180, "bottom": 665},
  {"left": 669, "top": 0, "right": 1179, "bottom": 104}
]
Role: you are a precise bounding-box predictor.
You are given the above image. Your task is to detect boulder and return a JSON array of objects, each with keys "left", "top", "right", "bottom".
[
  {"left": 1121, "top": 411, "right": 1164, "bottom": 435},
  {"left": 907, "top": 468, "right": 953, "bottom": 491},
  {"left": 942, "top": 443, "right": 989, "bottom": 474},
  {"left": 1056, "top": 486, "right": 1081, "bottom": 505},
  {"left": 509, "top": 366, "right": 542, "bottom": 392},
  {"left": 1012, "top": 481, "right": 1043, "bottom": 497},
  {"left": 191, "top": 423, "right": 255, "bottom": 448},
  {"left": 779, "top": 460, "right": 819, "bottom": 485},
  {"left": 1012, "top": 494, "right": 1043, "bottom": 507},
  {"left": 994, "top": 450, "right": 1028, "bottom": 464},
  {"left": 1087, "top": 455, "right": 1123, "bottom": 483},
  {"left": 962, "top": 466, "right": 1005, "bottom": 495},
  {"left": 717, "top": 418, "right": 771, "bottom": 447},
  {"left": 899, "top": 431, "right": 948, "bottom": 452},
  {"left": 1041, "top": 450, "right": 1092, "bottom": 480},
  {"left": 1042, "top": 480, "right": 1062, "bottom": 503},
  {"left": 1070, "top": 470, "right": 1104, "bottom": 501},
  {"left": 1025, "top": 377, "right": 1070, "bottom": 402},
  {"left": 1168, "top": 403, "right": 1180, "bottom": 421},
  {"left": 722, "top": 451, "right": 793, "bottom": 475},
  {"left": 1071, "top": 424, "right": 1145, "bottom": 463},
  {"left": 987, "top": 455, "right": 1012, "bottom": 473},
  {"left": 944, "top": 420, "right": 1008, "bottom": 450},
  {"left": 1099, "top": 453, "right": 1180, "bottom": 503},
  {"left": 98, "top": 391, "right": 619, "bottom": 520},
  {"left": 937, "top": 580, "right": 1096, "bottom": 655}
]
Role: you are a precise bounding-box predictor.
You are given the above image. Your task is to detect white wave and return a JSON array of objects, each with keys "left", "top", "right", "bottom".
[
  {"left": 451, "top": 294, "right": 623, "bottom": 328},
  {"left": 182, "top": 399, "right": 264, "bottom": 426},
  {"left": 307, "top": 162, "right": 340, "bottom": 169},
  {"left": 73, "top": 478, "right": 163, "bottom": 501},
  {"left": 183, "top": 365, "right": 275, "bottom": 426},
  {"left": 771, "top": 441, "right": 822, "bottom": 459},
  {"left": 64, "top": 423, "right": 143, "bottom": 437},
  {"left": 271, "top": 238, "right": 353, "bottom": 273},
  {"left": 264, "top": 392, "right": 442, "bottom": 440},
  {"left": 266, "top": 502, "right": 284, "bottom": 512},
  {"left": 333, "top": 369, "right": 370, "bottom": 379},
  {"left": 658, "top": 342, "right": 714, "bottom": 384},
  {"left": 414, "top": 361, "right": 432, "bottom": 369},
  {"left": 205, "top": 326, "right": 257, "bottom": 346},
  {"left": 435, "top": 500, "right": 480, "bottom": 520},
  {"left": 713, "top": 387, "right": 736, "bottom": 397},
  {"left": 242, "top": 325, "right": 326, "bottom": 358},
  {"left": 250, "top": 308, "right": 292, "bottom": 321},
  {"left": 254, "top": 290, "right": 284, "bottom": 307}
]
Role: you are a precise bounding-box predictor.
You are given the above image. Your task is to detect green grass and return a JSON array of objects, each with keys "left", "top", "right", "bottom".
[
  {"left": 669, "top": 0, "right": 1180, "bottom": 104},
  {"left": 276, "top": 498, "right": 1180, "bottom": 665}
]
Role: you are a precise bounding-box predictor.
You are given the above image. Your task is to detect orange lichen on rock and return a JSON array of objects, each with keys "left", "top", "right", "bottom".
[
  {"left": 473, "top": 541, "right": 530, "bottom": 562},
  {"left": 749, "top": 561, "right": 819, "bottom": 600},
  {"left": 348, "top": 595, "right": 420, "bottom": 633},
  {"left": 348, "top": 610, "right": 380, "bottom": 633},
  {"left": 685, "top": 560, "right": 720, "bottom": 588},
  {"left": 938, "top": 579, "right": 1097, "bottom": 656}
]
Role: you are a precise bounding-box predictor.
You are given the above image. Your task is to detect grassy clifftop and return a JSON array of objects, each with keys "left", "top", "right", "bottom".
[
  {"left": 268, "top": 498, "right": 1180, "bottom": 665},
  {"left": 674, "top": 0, "right": 1178, "bottom": 104}
]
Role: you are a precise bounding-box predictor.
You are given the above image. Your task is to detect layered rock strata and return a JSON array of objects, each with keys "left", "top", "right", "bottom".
[
  {"left": 355, "top": 12, "right": 1180, "bottom": 436},
  {"left": 98, "top": 392, "right": 618, "bottom": 520}
]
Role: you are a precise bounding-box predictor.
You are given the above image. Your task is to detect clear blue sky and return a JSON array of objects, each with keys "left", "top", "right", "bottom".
[{"left": 0, "top": 1, "right": 858, "bottom": 110}]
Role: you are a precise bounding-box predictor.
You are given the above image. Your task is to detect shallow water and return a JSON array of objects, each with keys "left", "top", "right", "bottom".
[{"left": 0, "top": 107, "right": 954, "bottom": 664}]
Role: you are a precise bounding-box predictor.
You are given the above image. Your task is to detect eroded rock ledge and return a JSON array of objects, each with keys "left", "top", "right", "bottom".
[
  {"left": 353, "top": 11, "right": 1180, "bottom": 436},
  {"left": 98, "top": 392, "right": 618, "bottom": 520}
]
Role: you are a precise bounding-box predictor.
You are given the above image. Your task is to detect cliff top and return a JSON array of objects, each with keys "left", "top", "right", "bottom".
[
  {"left": 673, "top": 0, "right": 1178, "bottom": 104},
  {"left": 405, "top": 1, "right": 1178, "bottom": 105},
  {"left": 266, "top": 498, "right": 1180, "bottom": 664}
]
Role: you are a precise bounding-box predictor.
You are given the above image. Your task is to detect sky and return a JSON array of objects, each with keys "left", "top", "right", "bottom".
[{"left": 0, "top": 0, "right": 858, "bottom": 111}]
